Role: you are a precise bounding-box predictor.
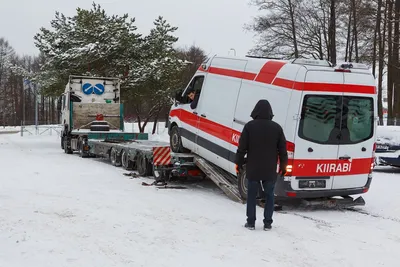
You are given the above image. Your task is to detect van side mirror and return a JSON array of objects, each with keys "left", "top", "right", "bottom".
[{"left": 174, "top": 90, "right": 183, "bottom": 103}]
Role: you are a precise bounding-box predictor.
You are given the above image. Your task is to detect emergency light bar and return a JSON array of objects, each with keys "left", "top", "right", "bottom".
[
  {"left": 292, "top": 58, "right": 332, "bottom": 67},
  {"left": 336, "top": 62, "right": 369, "bottom": 70}
]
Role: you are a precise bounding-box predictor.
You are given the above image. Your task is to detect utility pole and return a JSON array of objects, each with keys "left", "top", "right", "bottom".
[
  {"left": 34, "top": 83, "right": 38, "bottom": 134},
  {"left": 21, "top": 78, "right": 26, "bottom": 136}
]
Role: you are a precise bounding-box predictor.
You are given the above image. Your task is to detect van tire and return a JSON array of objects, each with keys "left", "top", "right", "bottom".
[
  {"left": 237, "top": 165, "right": 248, "bottom": 201},
  {"left": 170, "top": 126, "right": 188, "bottom": 153}
]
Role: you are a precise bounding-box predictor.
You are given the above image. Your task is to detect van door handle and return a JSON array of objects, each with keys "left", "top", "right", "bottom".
[
  {"left": 193, "top": 111, "right": 198, "bottom": 115},
  {"left": 201, "top": 114, "right": 206, "bottom": 118},
  {"left": 339, "top": 156, "right": 351, "bottom": 160}
]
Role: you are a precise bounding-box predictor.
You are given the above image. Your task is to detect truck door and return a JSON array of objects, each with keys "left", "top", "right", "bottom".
[
  {"left": 332, "top": 72, "right": 376, "bottom": 190},
  {"left": 292, "top": 70, "right": 343, "bottom": 191}
]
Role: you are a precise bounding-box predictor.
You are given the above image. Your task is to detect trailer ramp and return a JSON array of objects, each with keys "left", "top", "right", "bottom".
[{"left": 193, "top": 156, "right": 244, "bottom": 203}]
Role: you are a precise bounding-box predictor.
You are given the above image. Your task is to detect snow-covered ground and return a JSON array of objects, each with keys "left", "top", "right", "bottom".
[{"left": 0, "top": 127, "right": 400, "bottom": 266}]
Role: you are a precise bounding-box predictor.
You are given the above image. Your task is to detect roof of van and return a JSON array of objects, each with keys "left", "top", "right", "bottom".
[{"left": 211, "top": 55, "right": 373, "bottom": 74}]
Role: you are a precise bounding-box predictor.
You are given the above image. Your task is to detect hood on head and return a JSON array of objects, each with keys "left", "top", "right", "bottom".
[{"left": 250, "top": 99, "right": 274, "bottom": 120}]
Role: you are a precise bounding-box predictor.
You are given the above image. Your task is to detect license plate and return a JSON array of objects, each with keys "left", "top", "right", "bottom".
[
  {"left": 376, "top": 144, "right": 389, "bottom": 150},
  {"left": 299, "top": 180, "right": 326, "bottom": 189}
]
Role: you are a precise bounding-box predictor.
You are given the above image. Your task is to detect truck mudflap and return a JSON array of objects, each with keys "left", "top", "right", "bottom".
[{"left": 193, "top": 156, "right": 244, "bottom": 203}]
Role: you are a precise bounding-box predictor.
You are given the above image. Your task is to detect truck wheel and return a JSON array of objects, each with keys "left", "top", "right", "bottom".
[
  {"left": 121, "top": 149, "right": 134, "bottom": 170},
  {"left": 110, "top": 147, "right": 121, "bottom": 167},
  {"left": 61, "top": 136, "right": 64, "bottom": 149},
  {"left": 137, "top": 153, "right": 152, "bottom": 176},
  {"left": 78, "top": 138, "right": 89, "bottom": 158},
  {"left": 237, "top": 165, "right": 248, "bottom": 201},
  {"left": 170, "top": 126, "right": 188, "bottom": 153},
  {"left": 63, "top": 138, "right": 73, "bottom": 154}
]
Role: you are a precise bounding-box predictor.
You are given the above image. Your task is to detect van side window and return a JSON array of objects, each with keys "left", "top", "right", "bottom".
[{"left": 299, "top": 95, "right": 374, "bottom": 144}]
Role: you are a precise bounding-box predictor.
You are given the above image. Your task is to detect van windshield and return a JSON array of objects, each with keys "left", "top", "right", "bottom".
[{"left": 299, "top": 95, "right": 374, "bottom": 145}]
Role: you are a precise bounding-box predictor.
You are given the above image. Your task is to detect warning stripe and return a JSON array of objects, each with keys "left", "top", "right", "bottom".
[
  {"left": 158, "top": 148, "right": 171, "bottom": 166},
  {"left": 153, "top": 147, "right": 171, "bottom": 166},
  {"left": 201, "top": 60, "right": 376, "bottom": 94}
]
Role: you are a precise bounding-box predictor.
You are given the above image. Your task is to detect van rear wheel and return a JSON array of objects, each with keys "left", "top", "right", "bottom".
[{"left": 237, "top": 166, "right": 248, "bottom": 201}]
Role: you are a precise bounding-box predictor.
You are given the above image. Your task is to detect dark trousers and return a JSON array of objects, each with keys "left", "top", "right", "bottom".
[{"left": 246, "top": 179, "right": 275, "bottom": 226}]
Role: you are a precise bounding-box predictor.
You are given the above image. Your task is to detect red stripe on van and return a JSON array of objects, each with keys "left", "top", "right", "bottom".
[
  {"left": 272, "top": 78, "right": 376, "bottom": 94},
  {"left": 254, "top": 61, "right": 286, "bottom": 84},
  {"left": 170, "top": 108, "right": 373, "bottom": 176},
  {"left": 208, "top": 67, "right": 257, "bottom": 80},
  {"left": 272, "top": 78, "right": 296, "bottom": 89},
  {"left": 203, "top": 65, "right": 375, "bottom": 94},
  {"left": 291, "top": 158, "right": 372, "bottom": 177},
  {"left": 170, "top": 109, "right": 239, "bottom": 146}
]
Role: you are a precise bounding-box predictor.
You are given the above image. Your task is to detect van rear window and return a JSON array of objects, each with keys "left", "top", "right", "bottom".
[{"left": 299, "top": 95, "right": 373, "bottom": 145}]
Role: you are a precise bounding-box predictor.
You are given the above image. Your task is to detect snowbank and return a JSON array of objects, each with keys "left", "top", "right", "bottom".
[
  {"left": 0, "top": 122, "right": 170, "bottom": 143},
  {"left": 124, "top": 121, "right": 169, "bottom": 143}
]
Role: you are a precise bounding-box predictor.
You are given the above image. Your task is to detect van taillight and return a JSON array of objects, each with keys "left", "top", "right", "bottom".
[
  {"left": 370, "top": 142, "right": 376, "bottom": 173},
  {"left": 285, "top": 141, "right": 295, "bottom": 176}
]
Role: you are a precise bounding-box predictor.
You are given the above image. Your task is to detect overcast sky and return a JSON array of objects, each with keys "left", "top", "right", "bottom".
[{"left": 1, "top": 0, "right": 260, "bottom": 57}]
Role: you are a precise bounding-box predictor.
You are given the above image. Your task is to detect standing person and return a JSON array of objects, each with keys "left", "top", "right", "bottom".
[{"left": 235, "top": 99, "right": 288, "bottom": 231}]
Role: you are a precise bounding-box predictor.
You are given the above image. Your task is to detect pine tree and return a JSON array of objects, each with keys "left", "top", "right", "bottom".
[
  {"left": 128, "top": 16, "right": 189, "bottom": 132},
  {"left": 33, "top": 2, "right": 143, "bottom": 96}
]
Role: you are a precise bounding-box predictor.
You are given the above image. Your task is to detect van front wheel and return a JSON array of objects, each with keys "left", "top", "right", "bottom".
[{"left": 170, "top": 126, "right": 187, "bottom": 153}]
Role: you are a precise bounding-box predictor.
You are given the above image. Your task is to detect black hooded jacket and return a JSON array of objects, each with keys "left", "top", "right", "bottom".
[{"left": 235, "top": 99, "right": 288, "bottom": 181}]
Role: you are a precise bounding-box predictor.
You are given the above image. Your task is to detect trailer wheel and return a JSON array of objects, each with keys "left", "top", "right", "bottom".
[
  {"left": 170, "top": 126, "right": 188, "bottom": 153},
  {"left": 121, "top": 149, "right": 134, "bottom": 170},
  {"left": 110, "top": 147, "right": 121, "bottom": 167},
  {"left": 152, "top": 165, "right": 170, "bottom": 182},
  {"left": 63, "top": 138, "right": 73, "bottom": 154},
  {"left": 78, "top": 138, "right": 89, "bottom": 158},
  {"left": 237, "top": 165, "right": 248, "bottom": 201},
  {"left": 137, "top": 153, "right": 152, "bottom": 176}
]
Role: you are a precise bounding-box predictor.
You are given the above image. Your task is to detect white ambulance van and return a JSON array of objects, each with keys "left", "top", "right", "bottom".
[{"left": 168, "top": 55, "right": 377, "bottom": 200}]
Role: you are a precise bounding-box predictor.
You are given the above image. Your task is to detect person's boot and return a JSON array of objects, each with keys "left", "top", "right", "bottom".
[
  {"left": 263, "top": 224, "right": 272, "bottom": 231},
  {"left": 244, "top": 222, "right": 255, "bottom": 230}
]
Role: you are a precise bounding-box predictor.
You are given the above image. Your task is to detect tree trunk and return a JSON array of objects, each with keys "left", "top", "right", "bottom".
[
  {"left": 345, "top": 12, "right": 352, "bottom": 62},
  {"left": 388, "top": 0, "right": 394, "bottom": 124},
  {"left": 377, "top": 0, "right": 385, "bottom": 125},
  {"left": 393, "top": 0, "right": 400, "bottom": 124},
  {"left": 351, "top": 0, "right": 359, "bottom": 62},
  {"left": 329, "top": 0, "right": 337, "bottom": 65},
  {"left": 372, "top": 0, "right": 382, "bottom": 78},
  {"left": 152, "top": 112, "right": 160, "bottom": 135},
  {"left": 288, "top": 0, "right": 299, "bottom": 58}
]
